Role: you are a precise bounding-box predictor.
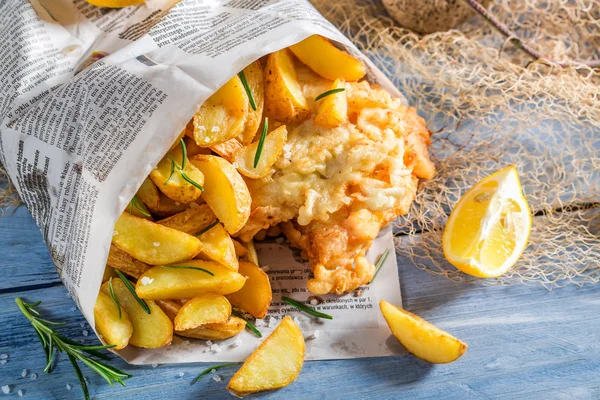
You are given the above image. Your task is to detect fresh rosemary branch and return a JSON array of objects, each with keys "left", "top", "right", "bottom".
[
  {"left": 231, "top": 310, "right": 262, "bottom": 337},
  {"left": 128, "top": 195, "right": 151, "bottom": 218},
  {"left": 369, "top": 248, "right": 391, "bottom": 284},
  {"left": 315, "top": 88, "right": 345, "bottom": 101},
  {"left": 195, "top": 220, "right": 219, "bottom": 236},
  {"left": 281, "top": 296, "right": 333, "bottom": 320},
  {"left": 193, "top": 363, "right": 241, "bottom": 383},
  {"left": 162, "top": 265, "right": 215, "bottom": 276},
  {"left": 115, "top": 270, "right": 151, "bottom": 314},
  {"left": 253, "top": 117, "right": 268, "bottom": 168},
  {"left": 15, "top": 298, "right": 132, "bottom": 400},
  {"left": 238, "top": 70, "right": 257, "bottom": 111},
  {"left": 164, "top": 140, "right": 204, "bottom": 190},
  {"left": 108, "top": 278, "right": 122, "bottom": 320}
]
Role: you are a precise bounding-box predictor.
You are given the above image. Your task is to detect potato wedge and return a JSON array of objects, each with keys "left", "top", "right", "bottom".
[
  {"left": 112, "top": 213, "right": 203, "bottom": 265},
  {"left": 193, "top": 75, "right": 248, "bottom": 147},
  {"left": 210, "top": 138, "right": 243, "bottom": 162},
  {"left": 227, "top": 262, "right": 272, "bottom": 319},
  {"left": 174, "top": 293, "right": 231, "bottom": 331},
  {"left": 196, "top": 222, "right": 239, "bottom": 271},
  {"left": 233, "top": 125, "right": 287, "bottom": 179},
  {"left": 238, "top": 61, "right": 265, "bottom": 144},
  {"left": 184, "top": 136, "right": 211, "bottom": 158},
  {"left": 147, "top": 191, "right": 190, "bottom": 218},
  {"left": 264, "top": 49, "right": 310, "bottom": 124},
  {"left": 244, "top": 240, "right": 259, "bottom": 266},
  {"left": 157, "top": 204, "right": 217, "bottom": 235},
  {"left": 94, "top": 291, "right": 133, "bottom": 350},
  {"left": 102, "top": 266, "right": 118, "bottom": 283},
  {"left": 101, "top": 278, "right": 172, "bottom": 348},
  {"left": 136, "top": 177, "right": 160, "bottom": 210},
  {"left": 232, "top": 239, "right": 248, "bottom": 258},
  {"left": 314, "top": 78, "right": 347, "bottom": 128},
  {"left": 149, "top": 143, "right": 204, "bottom": 204},
  {"left": 289, "top": 35, "right": 366, "bottom": 81},
  {"left": 135, "top": 261, "right": 246, "bottom": 300},
  {"left": 177, "top": 316, "right": 246, "bottom": 340},
  {"left": 227, "top": 316, "right": 305, "bottom": 397},
  {"left": 190, "top": 155, "right": 251, "bottom": 235},
  {"left": 107, "top": 245, "right": 151, "bottom": 278},
  {"left": 380, "top": 300, "right": 467, "bottom": 364},
  {"left": 156, "top": 299, "right": 181, "bottom": 321}
]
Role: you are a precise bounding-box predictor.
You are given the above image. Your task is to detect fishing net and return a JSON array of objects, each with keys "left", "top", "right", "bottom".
[
  {"left": 1, "top": 0, "right": 598, "bottom": 287},
  {"left": 311, "top": 0, "right": 600, "bottom": 288}
]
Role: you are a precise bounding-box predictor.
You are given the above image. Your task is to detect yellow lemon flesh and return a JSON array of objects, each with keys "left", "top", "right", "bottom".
[
  {"left": 442, "top": 166, "right": 531, "bottom": 278},
  {"left": 85, "top": 0, "right": 146, "bottom": 8}
]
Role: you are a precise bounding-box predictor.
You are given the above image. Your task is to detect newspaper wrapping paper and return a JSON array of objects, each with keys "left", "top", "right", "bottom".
[{"left": 0, "top": 0, "right": 405, "bottom": 363}]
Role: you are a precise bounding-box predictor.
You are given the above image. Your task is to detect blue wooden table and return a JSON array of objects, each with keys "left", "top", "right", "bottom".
[{"left": 1, "top": 205, "right": 599, "bottom": 399}]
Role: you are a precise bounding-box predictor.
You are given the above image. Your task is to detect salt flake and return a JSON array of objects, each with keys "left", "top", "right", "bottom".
[
  {"left": 30, "top": 374, "right": 37, "bottom": 380},
  {"left": 206, "top": 340, "right": 213, "bottom": 346},
  {"left": 18, "top": 389, "right": 24, "bottom": 397},
  {"left": 211, "top": 126, "right": 220, "bottom": 133},
  {"left": 79, "top": 322, "right": 85, "bottom": 328},
  {"left": 152, "top": 363, "right": 158, "bottom": 368},
  {"left": 153, "top": 242, "right": 160, "bottom": 247},
  {"left": 21, "top": 369, "right": 27, "bottom": 377},
  {"left": 0, "top": 354, "right": 7, "bottom": 359},
  {"left": 1, "top": 385, "right": 10, "bottom": 394},
  {"left": 141, "top": 276, "right": 154, "bottom": 286},
  {"left": 66, "top": 384, "right": 72, "bottom": 391},
  {"left": 178, "top": 372, "right": 184, "bottom": 377},
  {"left": 82, "top": 330, "right": 89, "bottom": 337},
  {"left": 212, "top": 375, "right": 222, "bottom": 382},
  {"left": 231, "top": 338, "right": 242, "bottom": 348}
]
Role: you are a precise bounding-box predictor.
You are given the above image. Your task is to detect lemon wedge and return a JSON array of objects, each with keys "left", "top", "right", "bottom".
[
  {"left": 442, "top": 166, "right": 531, "bottom": 278},
  {"left": 85, "top": 0, "right": 146, "bottom": 8}
]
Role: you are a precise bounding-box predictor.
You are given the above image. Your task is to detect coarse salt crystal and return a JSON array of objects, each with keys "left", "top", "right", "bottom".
[
  {"left": 283, "top": 144, "right": 292, "bottom": 152},
  {"left": 198, "top": 125, "right": 206, "bottom": 132},
  {"left": 70, "top": 307, "right": 76, "bottom": 312},
  {"left": 203, "top": 348, "right": 210, "bottom": 353},
  {"left": 181, "top": 340, "right": 190, "bottom": 346},
  {"left": 261, "top": 266, "right": 270, "bottom": 272},
  {"left": 0, "top": 354, "right": 7, "bottom": 359},
  {"left": 275, "top": 237, "right": 284, "bottom": 244},
  {"left": 30, "top": 374, "right": 37, "bottom": 380},
  {"left": 254, "top": 319, "right": 264, "bottom": 327},
  {"left": 293, "top": 317, "right": 300, "bottom": 326},
  {"left": 0, "top": 360, "right": 6, "bottom": 365},
  {"left": 112, "top": 230, "right": 119, "bottom": 236},
  {"left": 231, "top": 338, "right": 242, "bottom": 348},
  {"left": 18, "top": 389, "right": 23, "bottom": 397},
  {"left": 80, "top": 322, "right": 85, "bottom": 328},
  {"left": 189, "top": 202, "right": 199, "bottom": 209},
  {"left": 268, "top": 317, "right": 276, "bottom": 328},
  {"left": 211, "top": 126, "right": 220, "bottom": 133},
  {"left": 210, "top": 344, "right": 220, "bottom": 352},
  {"left": 66, "top": 384, "right": 72, "bottom": 391},
  {"left": 309, "top": 298, "right": 318, "bottom": 306},
  {"left": 152, "top": 363, "right": 158, "bottom": 368},
  {"left": 307, "top": 330, "right": 320, "bottom": 340},
  {"left": 141, "top": 277, "right": 154, "bottom": 285},
  {"left": 204, "top": 137, "right": 210, "bottom": 142},
  {"left": 206, "top": 340, "right": 213, "bottom": 346},
  {"left": 153, "top": 242, "right": 160, "bottom": 247},
  {"left": 212, "top": 375, "right": 222, "bottom": 382},
  {"left": 82, "top": 330, "right": 89, "bottom": 337},
  {"left": 21, "top": 369, "right": 27, "bottom": 377},
  {"left": 1, "top": 385, "right": 9, "bottom": 394},
  {"left": 178, "top": 372, "right": 184, "bottom": 377}
]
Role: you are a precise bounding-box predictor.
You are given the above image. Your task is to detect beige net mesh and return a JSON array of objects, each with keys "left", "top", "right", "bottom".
[{"left": 311, "top": 0, "right": 600, "bottom": 288}]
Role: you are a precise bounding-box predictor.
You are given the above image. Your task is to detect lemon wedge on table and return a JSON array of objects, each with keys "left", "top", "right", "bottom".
[{"left": 442, "top": 166, "right": 532, "bottom": 278}]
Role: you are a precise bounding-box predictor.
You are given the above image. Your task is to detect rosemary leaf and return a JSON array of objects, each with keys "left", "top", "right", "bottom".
[
  {"left": 238, "top": 70, "right": 257, "bottom": 111},
  {"left": 194, "top": 363, "right": 241, "bottom": 383},
  {"left": 281, "top": 296, "right": 333, "bottom": 320},
  {"left": 180, "top": 171, "right": 204, "bottom": 191},
  {"left": 369, "top": 248, "right": 390, "bottom": 284},
  {"left": 108, "top": 278, "right": 122, "bottom": 320},
  {"left": 115, "top": 270, "right": 151, "bottom": 314},
  {"left": 194, "top": 220, "right": 219, "bottom": 236},
  {"left": 162, "top": 265, "right": 214, "bottom": 276},
  {"left": 165, "top": 157, "right": 176, "bottom": 185},
  {"left": 315, "top": 88, "right": 345, "bottom": 101},
  {"left": 67, "top": 353, "right": 90, "bottom": 400},
  {"left": 253, "top": 117, "right": 268, "bottom": 168},
  {"left": 179, "top": 138, "right": 187, "bottom": 169},
  {"left": 131, "top": 195, "right": 151, "bottom": 218},
  {"left": 231, "top": 310, "right": 262, "bottom": 337}
]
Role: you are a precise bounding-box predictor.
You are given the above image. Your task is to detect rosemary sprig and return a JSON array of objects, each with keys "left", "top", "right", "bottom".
[
  {"left": 15, "top": 298, "right": 132, "bottom": 400},
  {"left": 115, "top": 270, "right": 151, "bottom": 314},
  {"left": 231, "top": 310, "right": 262, "bottom": 338},
  {"left": 369, "top": 248, "right": 390, "bottom": 284},
  {"left": 238, "top": 70, "right": 257, "bottom": 111},
  {"left": 193, "top": 363, "right": 241, "bottom": 383},
  {"left": 164, "top": 140, "right": 204, "bottom": 190},
  {"left": 108, "top": 278, "right": 122, "bottom": 320},
  {"left": 128, "top": 195, "right": 151, "bottom": 218},
  {"left": 281, "top": 296, "right": 333, "bottom": 320},
  {"left": 315, "top": 88, "right": 345, "bottom": 101},
  {"left": 162, "top": 265, "right": 214, "bottom": 276},
  {"left": 195, "top": 220, "right": 219, "bottom": 236},
  {"left": 253, "top": 117, "right": 268, "bottom": 168}
]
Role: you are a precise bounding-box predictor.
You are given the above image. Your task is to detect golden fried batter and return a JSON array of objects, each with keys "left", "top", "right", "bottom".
[{"left": 237, "top": 72, "right": 434, "bottom": 294}]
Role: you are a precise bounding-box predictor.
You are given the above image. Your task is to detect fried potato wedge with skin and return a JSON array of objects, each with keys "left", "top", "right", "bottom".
[
  {"left": 174, "top": 293, "right": 231, "bottom": 331},
  {"left": 238, "top": 61, "right": 265, "bottom": 144},
  {"left": 147, "top": 191, "right": 189, "bottom": 218},
  {"left": 210, "top": 138, "right": 243, "bottom": 162},
  {"left": 177, "top": 316, "right": 246, "bottom": 340},
  {"left": 184, "top": 136, "right": 211, "bottom": 157},
  {"left": 227, "top": 262, "right": 272, "bottom": 319},
  {"left": 233, "top": 125, "right": 287, "bottom": 179},
  {"left": 232, "top": 239, "right": 248, "bottom": 258},
  {"left": 314, "top": 78, "right": 348, "bottom": 128},
  {"left": 135, "top": 261, "right": 246, "bottom": 300},
  {"left": 101, "top": 278, "right": 172, "bottom": 348},
  {"left": 149, "top": 144, "right": 204, "bottom": 204},
  {"left": 190, "top": 155, "right": 251, "bottom": 235},
  {"left": 94, "top": 291, "right": 133, "bottom": 350},
  {"left": 264, "top": 49, "right": 310, "bottom": 124},
  {"left": 136, "top": 177, "right": 160, "bottom": 210},
  {"left": 380, "top": 300, "right": 467, "bottom": 364},
  {"left": 227, "top": 316, "right": 305, "bottom": 397},
  {"left": 289, "top": 35, "right": 366, "bottom": 81},
  {"left": 196, "top": 222, "right": 239, "bottom": 271},
  {"left": 107, "top": 245, "right": 151, "bottom": 279},
  {"left": 157, "top": 204, "right": 217, "bottom": 235},
  {"left": 193, "top": 76, "right": 248, "bottom": 147},
  {"left": 156, "top": 299, "right": 181, "bottom": 321},
  {"left": 243, "top": 240, "right": 260, "bottom": 266},
  {"left": 112, "top": 213, "right": 203, "bottom": 265}
]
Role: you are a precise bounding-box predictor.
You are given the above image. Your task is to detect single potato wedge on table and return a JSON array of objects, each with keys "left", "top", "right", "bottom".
[
  {"left": 380, "top": 300, "right": 467, "bottom": 364},
  {"left": 101, "top": 278, "right": 172, "bottom": 348},
  {"left": 233, "top": 125, "right": 287, "bottom": 179},
  {"left": 135, "top": 260, "right": 246, "bottom": 300},
  {"left": 228, "top": 316, "right": 305, "bottom": 397},
  {"left": 94, "top": 291, "right": 133, "bottom": 350},
  {"left": 112, "top": 213, "right": 203, "bottom": 265},
  {"left": 174, "top": 293, "right": 231, "bottom": 331},
  {"left": 227, "top": 261, "right": 272, "bottom": 319}
]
